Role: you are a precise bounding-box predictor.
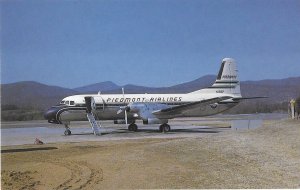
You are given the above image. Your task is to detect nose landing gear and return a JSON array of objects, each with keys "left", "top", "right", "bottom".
[{"left": 64, "top": 124, "right": 72, "bottom": 136}]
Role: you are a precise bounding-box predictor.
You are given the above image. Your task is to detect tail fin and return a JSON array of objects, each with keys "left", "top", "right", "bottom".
[{"left": 190, "top": 58, "right": 241, "bottom": 96}]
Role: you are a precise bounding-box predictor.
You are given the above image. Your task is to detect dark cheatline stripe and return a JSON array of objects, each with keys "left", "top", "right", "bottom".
[
  {"left": 75, "top": 102, "right": 190, "bottom": 108},
  {"left": 56, "top": 107, "right": 86, "bottom": 122},
  {"left": 207, "top": 86, "right": 236, "bottom": 89},
  {"left": 214, "top": 81, "right": 239, "bottom": 84}
]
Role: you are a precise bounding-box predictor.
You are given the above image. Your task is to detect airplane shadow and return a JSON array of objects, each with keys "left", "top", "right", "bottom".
[
  {"left": 108, "top": 128, "right": 221, "bottom": 134},
  {"left": 65, "top": 127, "right": 224, "bottom": 136},
  {"left": 66, "top": 133, "right": 94, "bottom": 136},
  {"left": 136, "top": 128, "right": 220, "bottom": 134}
]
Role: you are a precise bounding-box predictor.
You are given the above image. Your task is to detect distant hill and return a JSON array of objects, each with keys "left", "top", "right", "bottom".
[
  {"left": 1, "top": 81, "right": 77, "bottom": 109},
  {"left": 241, "top": 77, "right": 300, "bottom": 103},
  {"left": 103, "top": 75, "right": 216, "bottom": 94},
  {"left": 167, "top": 75, "right": 216, "bottom": 93},
  {"left": 1, "top": 76, "right": 300, "bottom": 112},
  {"left": 73, "top": 81, "right": 120, "bottom": 93},
  {"left": 242, "top": 77, "right": 300, "bottom": 86}
]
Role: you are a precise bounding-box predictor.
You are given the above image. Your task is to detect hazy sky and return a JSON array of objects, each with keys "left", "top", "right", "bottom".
[{"left": 1, "top": 0, "right": 300, "bottom": 88}]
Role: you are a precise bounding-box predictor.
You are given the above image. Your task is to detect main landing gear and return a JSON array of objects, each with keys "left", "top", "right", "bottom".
[
  {"left": 128, "top": 123, "right": 138, "bottom": 132},
  {"left": 64, "top": 124, "right": 71, "bottom": 136},
  {"left": 127, "top": 123, "right": 171, "bottom": 133},
  {"left": 159, "top": 123, "right": 171, "bottom": 133}
]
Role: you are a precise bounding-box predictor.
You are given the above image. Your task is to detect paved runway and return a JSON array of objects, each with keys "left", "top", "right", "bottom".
[
  {"left": 1, "top": 122, "right": 228, "bottom": 146},
  {"left": 1, "top": 113, "right": 287, "bottom": 146}
]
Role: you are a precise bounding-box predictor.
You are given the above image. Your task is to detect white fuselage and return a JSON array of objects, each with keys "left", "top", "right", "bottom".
[{"left": 58, "top": 92, "right": 239, "bottom": 122}]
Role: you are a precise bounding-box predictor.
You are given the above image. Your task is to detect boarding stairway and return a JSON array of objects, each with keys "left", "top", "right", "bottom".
[{"left": 87, "top": 113, "right": 101, "bottom": 136}]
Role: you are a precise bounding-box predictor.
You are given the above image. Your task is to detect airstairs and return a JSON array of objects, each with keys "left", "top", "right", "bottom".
[{"left": 87, "top": 113, "right": 101, "bottom": 136}]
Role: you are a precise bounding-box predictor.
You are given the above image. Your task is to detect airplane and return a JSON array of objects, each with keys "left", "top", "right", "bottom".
[{"left": 44, "top": 58, "right": 261, "bottom": 136}]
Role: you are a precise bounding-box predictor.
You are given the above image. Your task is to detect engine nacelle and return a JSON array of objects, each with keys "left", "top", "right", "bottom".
[
  {"left": 143, "top": 118, "right": 168, "bottom": 125},
  {"left": 127, "top": 103, "right": 145, "bottom": 113},
  {"left": 113, "top": 119, "right": 135, "bottom": 124}
]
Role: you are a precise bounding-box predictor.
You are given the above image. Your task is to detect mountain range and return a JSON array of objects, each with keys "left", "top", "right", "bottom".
[{"left": 2, "top": 75, "right": 300, "bottom": 110}]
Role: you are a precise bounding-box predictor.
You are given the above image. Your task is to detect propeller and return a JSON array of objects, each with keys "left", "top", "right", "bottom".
[{"left": 124, "top": 106, "right": 128, "bottom": 125}]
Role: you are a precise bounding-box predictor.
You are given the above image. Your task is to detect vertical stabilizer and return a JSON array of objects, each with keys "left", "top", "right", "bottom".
[{"left": 190, "top": 58, "right": 241, "bottom": 96}]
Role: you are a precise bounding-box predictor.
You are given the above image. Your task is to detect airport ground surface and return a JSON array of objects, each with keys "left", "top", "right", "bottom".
[{"left": 1, "top": 114, "right": 300, "bottom": 189}]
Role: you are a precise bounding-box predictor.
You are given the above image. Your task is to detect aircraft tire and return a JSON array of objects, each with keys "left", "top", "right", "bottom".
[
  {"left": 64, "top": 129, "right": 71, "bottom": 136},
  {"left": 128, "top": 124, "right": 138, "bottom": 132},
  {"left": 132, "top": 124, "right": 138, "bottom": 132},
  {"left": 164, "top": 124, "right": 171, "bottom": 132},
  {"left": 160, "top": 124, "right": 171, "bottom": 133}
]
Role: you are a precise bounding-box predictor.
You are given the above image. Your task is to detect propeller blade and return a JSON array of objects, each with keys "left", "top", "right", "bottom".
[
  {"left": 125, "top": 110, "right": 128, "bottom": 125},
  {"left": 117, "top": 109, "right": 123, "bottom": 115},
  {"left": 122, "top": 87, "right": 125, "bottom": 96},
  {"left": 122, "top": 87, "right": 128, "bottom": 125}
]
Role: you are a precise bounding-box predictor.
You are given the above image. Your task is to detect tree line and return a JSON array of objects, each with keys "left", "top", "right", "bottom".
[{"left": 1, "top": 105, "right": 44, "bottom": 121}]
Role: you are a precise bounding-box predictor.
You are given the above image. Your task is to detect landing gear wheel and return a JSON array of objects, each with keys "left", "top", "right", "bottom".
[
  {"left": 160, "top": 124, "right": 171, "bottom": 133},
  {"left": 64, "top": 129, "right": 71, "bottom": 136},
  {"left": 128, "top": 123, "right": 138, "bottom": 132},
  {"left": 64, "top": 124, "right": 71, "bottom": 136}
]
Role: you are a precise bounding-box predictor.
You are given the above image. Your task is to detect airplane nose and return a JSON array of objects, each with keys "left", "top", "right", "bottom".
[{"left": 44, "top": 107, "right": 61, "bottom": 124}]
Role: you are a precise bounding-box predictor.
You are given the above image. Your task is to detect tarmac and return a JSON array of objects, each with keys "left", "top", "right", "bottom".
[
  {"left": 1, "top": 113, "right": 286, "bottom": 146},
  {"left": 1, "top": 120, "right": 228, "bottom": 146}
]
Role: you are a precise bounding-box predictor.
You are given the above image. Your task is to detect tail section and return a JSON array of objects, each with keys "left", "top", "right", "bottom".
[{"left": 190, "top": 58, "right": 241, "bottom": 96}]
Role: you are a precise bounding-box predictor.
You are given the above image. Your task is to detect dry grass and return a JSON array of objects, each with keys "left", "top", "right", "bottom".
[{"left": 2, "top": 119, "right": 300, "bottom": 189}]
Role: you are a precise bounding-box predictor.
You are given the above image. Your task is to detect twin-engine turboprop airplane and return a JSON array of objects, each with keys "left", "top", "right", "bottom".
[{"left": 44, "top": 58, "right": 258, "bottom": 136}]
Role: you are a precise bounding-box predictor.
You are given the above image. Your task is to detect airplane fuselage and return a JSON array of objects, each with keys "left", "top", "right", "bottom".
[{"left": 46, "top": 92, "right": 239, "bottom": 124}]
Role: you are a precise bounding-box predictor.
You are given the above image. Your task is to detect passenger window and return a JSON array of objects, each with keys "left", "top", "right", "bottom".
[
  {"left": 65, "top": 101, "right": 69, "bottom": 105},
  {"left": 70, "top": 101, "right": 75, "bottom": 105}
]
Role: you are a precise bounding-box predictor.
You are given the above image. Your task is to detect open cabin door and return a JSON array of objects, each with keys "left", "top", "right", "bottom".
[{"left": 84, "top": 96, "right": 101, "bottom": 135}]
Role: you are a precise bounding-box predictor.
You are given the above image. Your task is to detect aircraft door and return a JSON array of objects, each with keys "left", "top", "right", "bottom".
[{"left": 85, "top": 97, "right": 96, "bottom": 113}]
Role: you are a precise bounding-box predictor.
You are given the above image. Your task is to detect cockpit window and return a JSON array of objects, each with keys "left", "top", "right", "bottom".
[{"left": 60, "top": 100, "right": 74, "bottom": 106}]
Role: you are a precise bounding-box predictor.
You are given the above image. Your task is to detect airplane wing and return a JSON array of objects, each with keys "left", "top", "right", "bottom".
[{"left": 152, "top": 96, "right": 232, "bottom": 116}]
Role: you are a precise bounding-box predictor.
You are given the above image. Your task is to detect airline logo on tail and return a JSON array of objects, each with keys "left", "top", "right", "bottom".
[{"left": 222, "top": 75, "right": 237, "bottom": 79}]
